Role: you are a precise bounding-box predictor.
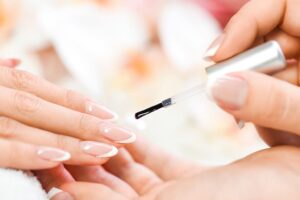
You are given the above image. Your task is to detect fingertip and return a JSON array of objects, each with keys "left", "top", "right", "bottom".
[
  {"left": 203, "top": 34, "right": 226, "bottom": 61},
  {"left": 9, "top": 59, "right": 21, "bottom": 67},
  {"left": 0, "top": 58, "right": 21, "bottom": 68}
]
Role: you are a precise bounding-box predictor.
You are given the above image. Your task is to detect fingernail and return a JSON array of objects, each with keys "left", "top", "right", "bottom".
[
  {"left": 209, "top": 75, "right": 248, "bottom": 110},
  {"left": 238, "top": 120, "right": 245, "bottom": 129},
  {"left": 99, "top": 123, "right": 136, "bottom": 144},
  {"left": 37, "top": 147, "right": 71, "bottom": 162},
  {"left": 203, "top": 34, "right": 225, "bottom": 60},
  {"left": 85, "top": 101, "right": 118, "bottom": 121},
  {"left": 234, "top": 118, "right": 245, "bottom": 129},
  {"left": 80, "top": 141, "right": 118, "bottom": 158},
  {"left": 8, "top": 59, "right": 21, "bottom": 67},
  {"left": 0, "top": 58, "right": 21, "bottom": 67},
  {"left": 48, "top": 187, "right": 74, "bottom": 200}
]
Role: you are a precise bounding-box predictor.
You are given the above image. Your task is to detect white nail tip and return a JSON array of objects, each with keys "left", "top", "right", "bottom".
[
  {"left": 37, "top": 147, "right": 71, "bottom": 162},
  {"left": 203, "top": 44, "right": 221, "bottom": 59},
  {"left": 48, "top": 187, "right": 63, "bottom": 199},
  {"left": 96, "top": 146, "right": 118, "bottom": 158},
  {"left": 81, "top": 142, "right": 119, "bottom": 158},
  {"left": 103, "top": 114, "right": 119, "bottom": 122},
  {"left": 115, "top": 133, "right": 137, "bottom": 144}
]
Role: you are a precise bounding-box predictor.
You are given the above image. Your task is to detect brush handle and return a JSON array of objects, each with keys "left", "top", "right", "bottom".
[{"left": 206, "top": 41, "right": 286, "bottom": 79}]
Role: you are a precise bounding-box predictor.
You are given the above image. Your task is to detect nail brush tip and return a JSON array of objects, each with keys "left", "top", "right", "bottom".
[{"left": 135, "top": 103, "right": 164, "bottom": 119}]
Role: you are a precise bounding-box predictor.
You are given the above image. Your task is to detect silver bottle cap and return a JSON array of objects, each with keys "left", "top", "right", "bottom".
[{"left": 205, "top": 41, "right": 287, "bottom": 79}]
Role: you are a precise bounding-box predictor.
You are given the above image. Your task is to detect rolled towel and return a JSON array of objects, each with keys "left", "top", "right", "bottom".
[{"left": 0, "top": 168, "right": 47, "bottom": 200}]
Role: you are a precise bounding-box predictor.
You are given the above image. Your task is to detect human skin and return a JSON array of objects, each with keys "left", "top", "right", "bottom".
[
  {"left": 37, "top": 134, "right": 300, "bottom": 200},
  {"left": 36, "top": 1, "right": 300, "bottom": 198},
  {"left": 195, "top": 0, "right": 249, "bottom": 27},
  {"left": 204, "top": 0, "right": 300, "bottom": 147},
  {"left": 0, "top": 58, "right": 136, "bottom": 170}
]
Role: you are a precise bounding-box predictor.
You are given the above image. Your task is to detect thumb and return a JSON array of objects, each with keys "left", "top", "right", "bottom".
[{"left": 208, "top": 71, "right": 300, "bottom": 135}]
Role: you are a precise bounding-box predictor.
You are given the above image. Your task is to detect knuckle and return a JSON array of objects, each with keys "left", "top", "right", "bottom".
[
  {"left": 64, "top": 89, "right": 88, "bottom": 110},
  {"left": 13, "top": 91, "right": 41, "bottom": 114},
  {"left": 78, "top": 113, "right": 94, "bottom": 138},
  {"left": 262, "top": 86, "right": 289, "bottom": 124},
  {"left": 0, "top": 117, "right": 16, "bottom": 137},
  {"left": 5, "top": 141, "right": 18, "bottom": 167},
  {"left": 11, "top": 70, "right": 38, "bottom": 90},
  {"left": 55, "top": 135, "right": 69, "bottom": 151}
]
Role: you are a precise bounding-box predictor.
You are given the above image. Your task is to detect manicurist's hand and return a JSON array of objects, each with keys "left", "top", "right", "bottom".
[
  {"left": 0, "top": 59, "right": 136, "bottom": 170},
  {"left": 204, "top": 0, "right": 300, "bottom": 146},
  {"left": 38, "top": 135, "right": 300, "bottom": 200}
]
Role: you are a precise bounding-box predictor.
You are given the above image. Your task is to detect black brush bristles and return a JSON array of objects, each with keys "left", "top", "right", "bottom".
[{"left": 135, "top": 103, "right": 164, "bottom": 119}]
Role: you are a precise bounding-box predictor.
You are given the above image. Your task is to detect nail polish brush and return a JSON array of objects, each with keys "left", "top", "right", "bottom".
[{"left": 135, "top": 41, "right": 287, "bottom": 119}]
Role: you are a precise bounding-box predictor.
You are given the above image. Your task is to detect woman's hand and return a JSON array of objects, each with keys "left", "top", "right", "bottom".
[
  {"left": 204, "top": 0, "right": 300, "bottom": 146},
  {"left": 0, "top": 59, "right": 136, "bottom": 170},
  {"left": 37, "top": 135, "right": 300, "bottom": 200}
]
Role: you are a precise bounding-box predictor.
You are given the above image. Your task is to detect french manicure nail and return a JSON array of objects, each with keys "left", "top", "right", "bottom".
[
  {"left": 203, "top": 34, "right": 225, "bottom": 60},
  {"left": 48, "top": 187, "right": 74, "bottom": 200},
  {"left": 210, "top": 75, "right": 248, "bottom": 110},
  {"left": 37, "top": 147, "right": 71, "bottom": 162},
  {"left": 80, "top": 141, "right": 118, "bottom": 158},
  {"left": 99, "top": 123, "right": 136, "bottom": 144},
  {"left": 85, "top": 101, "right": 118, "bottom": 121}
]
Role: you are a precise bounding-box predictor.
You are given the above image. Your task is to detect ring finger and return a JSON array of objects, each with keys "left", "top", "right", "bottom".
[
  {"left": 0, "top": 85, "right": 136, "bottom": 145},
  {"left": 0, "top": 116, "right": 119, "bottom": 165}
]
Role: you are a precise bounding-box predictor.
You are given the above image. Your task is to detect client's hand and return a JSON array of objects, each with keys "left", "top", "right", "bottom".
[
  {"left": 0, "top": 59, "right": 135, "bottom": 170},
  {"left": 37, "top": 135, "right": 300, "bottom": 200},
  {"left": 204, "top": 0, "right": 300, "bottom": 147}
]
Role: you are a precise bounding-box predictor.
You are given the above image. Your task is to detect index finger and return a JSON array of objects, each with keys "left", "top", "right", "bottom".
[
  {"left": 209, "top": 0, "right": 287, "bottom": 61},
  {"left": 0, "top": 66, "right": 117, "bottom": 121}
]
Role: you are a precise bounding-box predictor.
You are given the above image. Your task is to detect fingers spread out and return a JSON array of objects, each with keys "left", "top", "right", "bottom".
[
  {"left": 60, "top": 182, "right": 127, "bottom": 200},
  {"left": 66, "top": 165, "right": 138, "bottom": 199},
  {"left": 210, "top": 71, "right": 300, "bottom": 135}
]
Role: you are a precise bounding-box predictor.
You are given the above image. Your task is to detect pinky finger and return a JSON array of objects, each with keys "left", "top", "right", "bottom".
[{"left": 0, "top": 139, "right": 70, "bottom": 170}]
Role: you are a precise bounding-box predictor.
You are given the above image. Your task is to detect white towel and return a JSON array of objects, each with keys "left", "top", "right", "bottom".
[{"left": 0, "top": 168, "right": 48, "bottom": 200}]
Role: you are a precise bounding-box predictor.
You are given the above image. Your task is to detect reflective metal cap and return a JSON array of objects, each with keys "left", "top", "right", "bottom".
[{"left": 205, "top": 41, "right": 287, "bottom": 79}]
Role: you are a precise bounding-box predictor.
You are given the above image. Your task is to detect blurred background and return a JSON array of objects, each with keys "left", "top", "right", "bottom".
[{"left": 0, "top": 0, "right": 266, "bottom": 165}]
